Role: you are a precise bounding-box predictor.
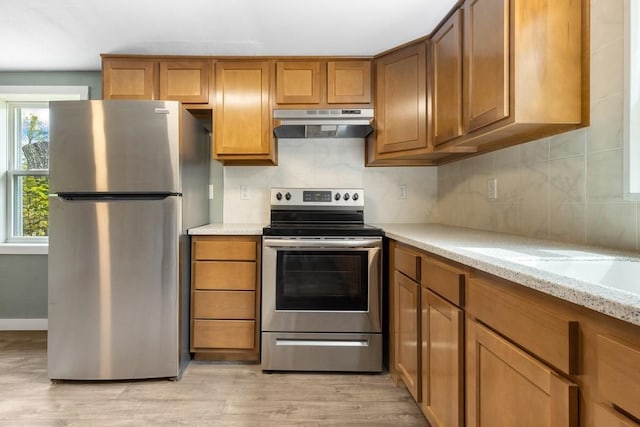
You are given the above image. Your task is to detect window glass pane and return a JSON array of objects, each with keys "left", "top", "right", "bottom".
[
  {"left": 18, "top": 106, "right": 49, "bottom": 170},
  {"left": 13, "top": 175, "right": 49, "bottom": 237}
]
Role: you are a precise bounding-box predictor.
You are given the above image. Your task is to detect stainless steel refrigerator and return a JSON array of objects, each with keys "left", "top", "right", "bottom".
[{"left": 47, "top": 100, "right": 209, "bottom": 380}]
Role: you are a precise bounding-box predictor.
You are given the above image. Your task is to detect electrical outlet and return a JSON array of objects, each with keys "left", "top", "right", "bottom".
[
  {"left": 399, "top": 184, "right": 407, "bottom": 199},
  {"left": 240, "top": 185, "right": 250, "bottom": 200},
  {"left": 487, "top": 178, "right": 498, "bottom": 200},
  {"left": 208, "top": 184, "right": 214, "bottom": 200}
]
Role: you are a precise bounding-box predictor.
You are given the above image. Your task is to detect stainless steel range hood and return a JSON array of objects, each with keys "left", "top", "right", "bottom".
[{"left": 273, "top": 109, "right": 374, "bottom": 138}]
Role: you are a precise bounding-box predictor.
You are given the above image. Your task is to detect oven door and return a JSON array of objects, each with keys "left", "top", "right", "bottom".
[{"left": 262, "top": 237, "right": 382, "bottom": 333}]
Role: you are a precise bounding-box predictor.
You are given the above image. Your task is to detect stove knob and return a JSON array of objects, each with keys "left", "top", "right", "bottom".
[
  {"left": 353, "top": 192, "right": 359, "bottom": 201},
  {"left": 285, "top": 192, "right": 292, "bottom": 201},
  {"left": 344, "top": 193, "right": 350, "bottom": 201},
  {"left": 275, "top": 192, "right": 283, "bottom": 201},
  {"left": 334, "top": 193, "right": 341, "bottom": 201}
]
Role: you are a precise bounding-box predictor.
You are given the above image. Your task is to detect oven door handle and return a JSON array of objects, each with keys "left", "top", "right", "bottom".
[{"left": 263, "top": 238, "right": 381, "bottom": 249}]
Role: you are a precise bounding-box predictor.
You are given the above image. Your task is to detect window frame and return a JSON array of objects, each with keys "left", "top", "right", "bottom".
[
  {"left": 7, "top": 101, "right": 50, "bottom": 243},
  {"left": 624, "top": 0, "right": 640, "bottom": 200},
  {"left": 0, "top": 85, "right": 88, "bottom": 254}
]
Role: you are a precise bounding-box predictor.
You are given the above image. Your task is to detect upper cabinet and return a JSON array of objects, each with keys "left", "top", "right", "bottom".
[
  {"left": 101, "top": 0, "right": 587, "bottom": 167},
  {"left": 366, "top": 43, "right": 462, "bottom": 166},
  {"left": 431, "top": 10, "right": 464, "bottom": 147},
  {"left": 371, "top": 43, "right": 428, "bottom": 156},
  {"left": 452, "top": 0, "right": 585, "bottom": 152},
  {"left": 274, "top": 60, "right": 372, "bottom": 107},
  {"left": 214, "top": 61, "right": 276, "bottom": 165},
  {"left": 102, "top": 57, "right": 211, "bottom": 104},
  {"left": 103, "top": 59, "right": 156, "bottom": 100},
  {"left": 327, "top": 60, "right": 371, "bottom": 104},
  {"left": 275, "top": 61, "right": 321, "bottom": 104},
  {"left": 159, "top": 60, "right": 210, "bottom": 104},
  {"left": 463, "top": 0, "right": 509, "bottom": 133},
  {"left": 368, "top": 0, "right": 586, "bottom": 165}
]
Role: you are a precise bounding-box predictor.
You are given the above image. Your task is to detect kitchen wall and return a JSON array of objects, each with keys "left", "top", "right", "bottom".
[
  {"left": 433, "top": 0, "right": 638, "bottom": 252},
  {"left": 0, "top": 71, "right": 102, "bottom": 325},
  {"left": 222, "top": 138, "right": 438, "bottom": 224}
]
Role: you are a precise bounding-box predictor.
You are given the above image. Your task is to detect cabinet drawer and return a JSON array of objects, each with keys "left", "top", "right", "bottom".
[
  {"left": 193, "top": 320, "right": 255, "bottom": 349},
  {"left": 194, "top": 240, "right": 256, "bottom": 261},
  {"left": 194, "top": 261, "right": 256, "bottom": 290},
  {"left": 597, "top": 335, "right": 640, "bottom": 420},
  {"left": 421, "top": 256, "right": 466, "bottom": 307},
  {"left": 467, "top": 277, "right": 579, "bottom": 375},
  {"left": 594, "top": 404, "right": 640, "bottom": 427},
  {"left": 395, "top": 246, "right": 421, "bottom": 281},
  {"left": 193, "top": 291, "right": 255, "bottom": 319}
]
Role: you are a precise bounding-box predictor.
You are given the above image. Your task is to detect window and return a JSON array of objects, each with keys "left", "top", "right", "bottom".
[
  {"left": 624, "top": 0, "right": 640, "bottom": 199},
  {"left": 0, "top": 86, "right": 88, "bottom": 250},
  {"left": 8, "top": 102, "right": 50, "bottom": 241}
]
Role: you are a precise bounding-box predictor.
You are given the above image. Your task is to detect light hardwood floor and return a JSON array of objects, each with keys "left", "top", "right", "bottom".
[{"left": 0, "top": 331, "right": 428, "bottom": 426}]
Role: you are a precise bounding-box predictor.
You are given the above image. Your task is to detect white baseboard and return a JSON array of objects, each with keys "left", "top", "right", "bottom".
[{"left": 0, "top": 319, "right": 48, "bottom": 331}]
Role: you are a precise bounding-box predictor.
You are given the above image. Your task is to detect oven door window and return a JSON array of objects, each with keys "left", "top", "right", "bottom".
[{"left": 276, "top": 250, "right": 368, "bottom": 311}]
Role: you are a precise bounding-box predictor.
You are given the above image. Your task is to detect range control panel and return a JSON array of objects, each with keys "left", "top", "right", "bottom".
[{"left": 270, "top": 188, "right": 365, "bottom": 208}]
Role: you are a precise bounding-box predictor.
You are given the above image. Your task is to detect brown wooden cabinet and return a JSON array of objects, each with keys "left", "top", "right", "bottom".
[
  {"left": 102, "top": 59, "right": 155, "bottom": 100},
  {"left": 466, "top": 318, "right": 579, "bottom": 427},
  {"left": 365, "top": 42, "right": 462, "bottom": 166},
  {"left": 275, "top": 59, "right": 371, "bottom": 106},
  {"left": 159, "top": 60, "right": 210, "bottom": 103},
  {"left": 394, "top": 270, "right": 421, "bottom": 402},
  {"left": 102, "top": 57, "right": 211, "bottom": 104},
  {"left": 391, "top": 243, "right": 422, "bottom": 402},
  {"left": 275, "top": 61, "right": 321, "bottom": 104},
  {"left": 190, "top": 235, "right": 261, "bottom": 361},
  {"left": 373, "top": 43, "right": 428, "bottom": 156},
  {"left": 450, "top": 0, "right": 585, "bottom": 153},
  {"left": 327, "top": 60, "right": 371, "bottom": 104},
  {"left": 463, "top": 0, "right": 509, "bottom": 133},
  {"left": 597, "top": 335, "right": 640, "bottom": 422},
  {"left": 389, "top": 238, "right": 640, "bottom": 426},
  {"left": 420, "top": 256, "right": 466, "bottom": 427},
  {"left": 214, "top": 61, "right": 276, "bottom": 164},
  {"left": 431, "top": 10, "right": 464, "bottom": 147}
]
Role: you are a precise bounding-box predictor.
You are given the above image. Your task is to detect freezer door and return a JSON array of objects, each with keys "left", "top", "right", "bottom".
[
  {"left": 48, "top": 195, "right": 181, "bottom": 380},
  {"left": 49, "top": 100, "right": 181, "bottom": 193}
]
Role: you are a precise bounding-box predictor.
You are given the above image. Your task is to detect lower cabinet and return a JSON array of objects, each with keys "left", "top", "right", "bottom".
[
  {"left": 390, "top": 238, "right": 640, "bottom": 426},
  {"left": 466, "top": 318, "right": 579, "bottom": 427},
  {"left": 393, "top": 270, "right": 421, "bottom": 401},
  {"left": 421, "top": 289, "right": 463, "bottom": 427},
  {"left": 190, "top": 235, "right": 261, "bottom": 361}
]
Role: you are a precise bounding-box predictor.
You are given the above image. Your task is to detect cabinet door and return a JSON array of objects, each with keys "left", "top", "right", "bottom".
[
  {"left": 159, "top": 60, "right": 210, "bottom": 103},
  {"left": 466, "top": 318, "right": 578, "bottom": 427},
  {"left": 214, "top": 61, "right": 271, "bottom": 156},
  {"left": 327, "top": 60, "right": 371, "bottom": 104},
  {"left": 463, "top": 0, "right": 510, "bottom": 133},
  {"left": 275, "top": 61, "right": 321, "bottom": 104},
  {"left": 421, "top": 289, "right": 463, "bottom": 427},
  {"left": 432, "top": 10, "right": 464, "bottom": 146},
  {"left": 394, "top": 271, "right": 420, "bottom": 401},
  {"left": 375, "top": 43, "right": 428, "bottom": 154},
  {"left": 102, "top": 59, "right": 155, "bottom": 100}
]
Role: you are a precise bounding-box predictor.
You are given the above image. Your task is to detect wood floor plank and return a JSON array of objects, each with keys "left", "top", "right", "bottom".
[{"left": 0, "top": 331, "right": 427, "bottom": 426}]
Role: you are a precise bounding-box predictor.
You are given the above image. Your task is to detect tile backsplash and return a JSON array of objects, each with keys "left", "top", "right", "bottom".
[
  {"left": 434, "top": 0, "right": 639, "bottom": 252},
  {"left": 222, "top": 138, "right": 438, "bottom": 225}
]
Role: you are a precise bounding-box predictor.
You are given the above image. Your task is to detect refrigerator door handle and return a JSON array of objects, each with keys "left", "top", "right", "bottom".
[{"left": 57, "top": 192, "right": 180, "bottom": 201}]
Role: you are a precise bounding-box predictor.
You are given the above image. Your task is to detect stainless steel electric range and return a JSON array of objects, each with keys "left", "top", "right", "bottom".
[{"left": 261, "top": 188, "right": 384, "bottom": 372}]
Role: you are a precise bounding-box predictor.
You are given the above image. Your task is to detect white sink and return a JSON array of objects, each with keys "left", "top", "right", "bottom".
[{"left": 461, "top": 246, "right": 640, "bottom": 295}]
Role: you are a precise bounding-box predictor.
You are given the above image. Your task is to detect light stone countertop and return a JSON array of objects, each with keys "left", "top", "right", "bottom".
[
  {"left": 375, "top": 223, "right": 640, "bottom": 327},
  {"left": 188, "top": 223, "right": 267, "bottom": 235}
]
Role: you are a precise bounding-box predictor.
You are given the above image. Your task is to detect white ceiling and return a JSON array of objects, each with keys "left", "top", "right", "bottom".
[{"left": 0, "top": 0, "right": 458, "bottom": 71}]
